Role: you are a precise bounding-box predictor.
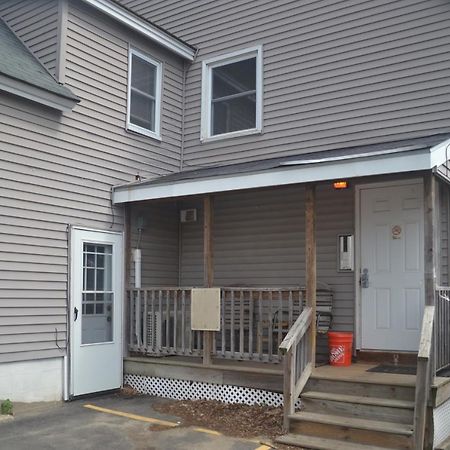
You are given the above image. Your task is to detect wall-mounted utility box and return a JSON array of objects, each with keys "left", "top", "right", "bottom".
[
  {"left": 191, "top": 288, "right": 221, "bottom": 331},
  {"left": 338, "top": 234, "right": 354, "bottom": 271},
  {"left": 180, "top": 209, "right": 197, "bottom": 223}
]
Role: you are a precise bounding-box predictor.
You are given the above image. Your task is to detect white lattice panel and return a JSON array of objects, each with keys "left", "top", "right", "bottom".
[
  {"left": 124, "top": 373, "right": 300, "bottom": 408},
  {"left": 434, "top": 397, "right": 450, "bottom": 447}
]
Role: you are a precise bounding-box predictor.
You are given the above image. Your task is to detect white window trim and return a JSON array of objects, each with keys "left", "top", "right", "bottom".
[
  {"left": 126, "top": 47, "right": 162, "bottom": 141},
  {"left": 201, "top": 45, "right": 263, "bottom": 142}
]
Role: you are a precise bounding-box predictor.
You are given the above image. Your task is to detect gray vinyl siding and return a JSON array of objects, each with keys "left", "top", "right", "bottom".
[
  {"left": 0, "top": 1, "right": 184, "bottom": 363},
  {"left": 65, "top": 0, "right": 184, "bottom": 174},
  {"left": 129, "top": 203, "right": 179, "bottom": 287},
  {"left": 120, "top": 0, "right": 450, "bottom": 169},
  {"left": 0, "top": 0, "right": 59, "bottom": 77},
  {"left": 178, "top": 184, "right": 355, "bottom": 332}
]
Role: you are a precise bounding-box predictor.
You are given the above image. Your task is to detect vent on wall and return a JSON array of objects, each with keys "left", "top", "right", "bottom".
[{"left": 180, "top": 209, "right": 197, "bottom": 223}]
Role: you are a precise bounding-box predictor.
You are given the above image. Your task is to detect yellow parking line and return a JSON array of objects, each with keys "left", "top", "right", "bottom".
[
  {"left": 84, "top": 403, "right": 272, "bottom": 448},
  {"left": 192, "top": 427, "right": 222, "bottom": 436},
  {"left": 83, "top": 404, "right": 178, "bottom": 427}
]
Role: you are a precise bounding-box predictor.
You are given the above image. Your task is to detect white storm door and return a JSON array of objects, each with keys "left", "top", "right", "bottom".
[
  {"left": 360, "top": 182, "right": 424, "bottom": 351},
  {"left": 71, "top": 228, "right": 123, "bottom": 397}
]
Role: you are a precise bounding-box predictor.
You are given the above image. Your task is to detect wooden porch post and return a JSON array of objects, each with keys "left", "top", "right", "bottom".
[
  {"left": 203, "top": 195, "right": 214, "bottom": 365},
  {"left": 305, "top": 184, "right": 317, "bottom": 368}
]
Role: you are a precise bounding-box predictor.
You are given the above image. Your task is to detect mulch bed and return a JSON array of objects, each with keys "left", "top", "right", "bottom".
[{"left": 153, "top": 398, "right": 299, "bottom": 449}]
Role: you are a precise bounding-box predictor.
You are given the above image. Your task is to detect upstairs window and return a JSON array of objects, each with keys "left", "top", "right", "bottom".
[
  {"left": 201, "top": 46, "right": 263, "bottom": 141},
  {"left": 127, "top": 48, "right": 162, "bottom": 140}
]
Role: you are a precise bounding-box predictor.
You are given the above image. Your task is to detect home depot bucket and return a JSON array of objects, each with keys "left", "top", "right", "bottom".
[{"left": 328, "top": 331, "right": 353, "bottom": 366}]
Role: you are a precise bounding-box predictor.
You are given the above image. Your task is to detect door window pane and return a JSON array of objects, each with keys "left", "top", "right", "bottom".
[{"left": 82, "top": 243, "right": 113, "bottom": 344}]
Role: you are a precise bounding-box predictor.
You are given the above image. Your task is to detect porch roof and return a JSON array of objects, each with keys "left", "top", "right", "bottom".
[{"left": 113, "top": 134, "right": 450, "bottom": 204}]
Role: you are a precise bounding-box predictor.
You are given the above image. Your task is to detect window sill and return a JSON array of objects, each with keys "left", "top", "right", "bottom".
[
  {"left": 126, "top": 123, "right": 161, "bottom": 142},
  {"left": 200, "top": 127, "right": 262, "bottom": 143}
]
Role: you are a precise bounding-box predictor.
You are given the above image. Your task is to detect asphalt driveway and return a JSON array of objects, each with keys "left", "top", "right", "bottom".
[{"left": 0, "top": 394, "right": 268, "bottom": 450}]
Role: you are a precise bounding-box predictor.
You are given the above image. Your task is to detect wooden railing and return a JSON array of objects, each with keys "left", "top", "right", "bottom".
[
  {"left": 127, "top": 287, "right": 303, "bottom": 363},
  {"left": 435, "top": 287, "right": 450, "bottom": 373},
  {"left": 128, "top": 288, "right": 203, "bottom": 356},
  {"left": 215, "top": 287, "right": 303, "bottom": 363},
  {"left": 279, "top": 306, "right": 313, "bottom": 431},
  {"left": 413, "top": 305, "right": 435, "bottom": 450}
]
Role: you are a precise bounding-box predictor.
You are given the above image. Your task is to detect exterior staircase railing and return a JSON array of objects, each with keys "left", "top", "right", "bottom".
[
  {"left": 279, "top": 306, "right": 313, "bottom": 431},
  {"left": 413, "top": 304, "right": 435, "bottom": 450}
]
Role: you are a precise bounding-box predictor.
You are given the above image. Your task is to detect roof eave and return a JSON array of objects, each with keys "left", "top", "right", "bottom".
[
  {"left": 112, "top": 147, "right": 437, "bottom": 205},
  {"left": 0, "top": 74, "right": 79, "bottom": 112},
  {"left": 80, "top": 0, "right": 196, "bottom": 61}
]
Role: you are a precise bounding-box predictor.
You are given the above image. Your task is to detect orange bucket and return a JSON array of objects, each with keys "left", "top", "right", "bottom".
[{"left": 328, "top": 331, "right": 353, "bottom": 366}]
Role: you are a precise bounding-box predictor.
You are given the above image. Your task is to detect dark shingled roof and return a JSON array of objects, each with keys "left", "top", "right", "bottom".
[
  {"left": 124, "top": 133, "right": 450, "bottom": 188},
  {"left": 0, "top": 18, "right": 78, "bottom": 101}
]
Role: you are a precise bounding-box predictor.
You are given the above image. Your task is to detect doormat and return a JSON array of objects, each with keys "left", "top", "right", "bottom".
[
  {"left": 437, "top": 367, "right": 450, "bottom": 377},
  {"left": 367, "top": 364, "right": 417, "bottom": 375}
]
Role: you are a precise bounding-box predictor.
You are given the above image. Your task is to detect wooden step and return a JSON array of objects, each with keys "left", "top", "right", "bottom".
[
  {"left": 276, "top": 434, "right": 396, "bottom": 450},
  {"left": 306, "top": 377, "right": 415, "bottom": 401},
  {"left": 289, "top": 411, "right": 413, "bottom": 449},
  {"left": 301, "top": 391, "right": 414, "bottom": 424}
]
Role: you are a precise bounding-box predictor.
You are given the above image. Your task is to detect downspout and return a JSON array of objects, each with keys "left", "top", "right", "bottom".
[
  {"left": 179, "top": 49, "right": 199, "bottom": 171},
  {"left": 179, "top": 61, "right": 187, "bottom": 171},
  {"left": 178, "top": 51, "right": 199, "bottom": 282}
]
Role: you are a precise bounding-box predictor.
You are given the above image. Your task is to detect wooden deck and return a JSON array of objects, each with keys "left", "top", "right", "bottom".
[
  {"left": 124, "top": 355, "right": 284, "bottom": 392},
  {"left": 125, "top": 356, "right": 450, "bottom": 406}
]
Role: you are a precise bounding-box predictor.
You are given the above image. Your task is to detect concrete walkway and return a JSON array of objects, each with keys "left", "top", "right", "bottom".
[{"left": 0, "top": 394, "right": 269, "bottom": 450}]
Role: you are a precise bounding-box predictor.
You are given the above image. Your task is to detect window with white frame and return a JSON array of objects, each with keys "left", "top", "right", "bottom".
[
  {"left": 201, "top": 46, "right": 262, "bottom": 140},
  {"left": 127, "top": 48, "right": 162, "bottom": 139}
]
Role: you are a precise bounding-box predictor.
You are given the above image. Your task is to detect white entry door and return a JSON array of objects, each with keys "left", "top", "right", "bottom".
[
  {"left": 360, "top": 182, "right": 424, "bottom": 351},
  {"left": 70, "top": 228, "right": 123, "bottom": 396}
]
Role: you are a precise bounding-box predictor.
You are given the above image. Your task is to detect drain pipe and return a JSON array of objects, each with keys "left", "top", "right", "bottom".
[
  {"left": 63, "top": 355, "right": 69, "bottom": 401},
  {"left": 133, "top": 248, "right": 142, "bottom": 289}
]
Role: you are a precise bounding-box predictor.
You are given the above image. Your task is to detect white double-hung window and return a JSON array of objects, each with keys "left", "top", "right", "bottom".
[
  {"left": 127, "top": 48, "right": 162, "bottom": 140},
  {"left": 201, "top": 46, "right": 263, "bottom": 141}
]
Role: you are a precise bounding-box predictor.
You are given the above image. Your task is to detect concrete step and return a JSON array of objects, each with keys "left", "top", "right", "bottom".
[
  {"left": 276, "top": 433, "right": 397, "bottom": 450},
  {"left": 289, "top": 411, "right": 413, "bottom": 449},
  {"left": 301, "top": 390, "right": 414, "bottom": 424}
]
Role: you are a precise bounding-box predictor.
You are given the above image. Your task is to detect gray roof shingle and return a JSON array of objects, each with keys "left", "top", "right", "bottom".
[{"left": 0, "top": 18, "right": 78, "bottom": 101}]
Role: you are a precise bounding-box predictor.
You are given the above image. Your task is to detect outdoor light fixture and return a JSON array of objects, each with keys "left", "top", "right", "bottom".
[{"left": 333, "top": 180, "right": 349, "bottom": 190}]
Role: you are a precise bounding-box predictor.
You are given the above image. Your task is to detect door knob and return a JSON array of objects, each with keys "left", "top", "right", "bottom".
[
  {"left": 74, "top": 307, "right": 79, "bottom": 321},
  {"left": 361, "top": 268, "right": 369, "bottom": 288}
]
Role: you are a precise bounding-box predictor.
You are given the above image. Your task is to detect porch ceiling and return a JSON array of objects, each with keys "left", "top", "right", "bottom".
[{"left": 113, "top": 134, "right": 450, "bottom": 204}]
